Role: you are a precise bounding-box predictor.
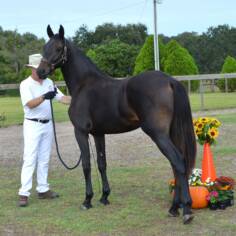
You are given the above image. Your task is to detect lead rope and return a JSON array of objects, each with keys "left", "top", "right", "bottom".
[
  {"left": 88, "top": 138, "right": 102, "bottom": 194},
  {"left": 50, "top": 100, "right": 81, "bottom": 170}
]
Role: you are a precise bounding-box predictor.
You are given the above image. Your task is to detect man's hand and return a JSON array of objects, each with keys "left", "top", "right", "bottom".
[{"left": 43, "top": 90, "right": 57, "bottom": 100}]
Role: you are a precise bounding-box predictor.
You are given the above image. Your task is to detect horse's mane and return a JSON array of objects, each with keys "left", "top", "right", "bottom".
[{"left": 65, "top": 38, "right": 112, "bottom": 81}]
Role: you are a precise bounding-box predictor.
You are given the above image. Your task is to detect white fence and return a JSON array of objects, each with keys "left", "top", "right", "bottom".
[{"left": 1, "top": 73, "right": 236, "bottom": 110}]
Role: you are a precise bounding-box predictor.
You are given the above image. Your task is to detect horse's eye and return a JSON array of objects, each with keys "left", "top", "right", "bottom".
[{"left": 57, "top": 47, "right": 62, "bottom": 52}]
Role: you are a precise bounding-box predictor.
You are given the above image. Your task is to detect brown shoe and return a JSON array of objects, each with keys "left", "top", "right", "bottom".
[
  {"left": 38, "top": 190, "right": 59, "bottom": 199},
  {"left": 18, "top": 195, "right": 28, "bottom": 207}
]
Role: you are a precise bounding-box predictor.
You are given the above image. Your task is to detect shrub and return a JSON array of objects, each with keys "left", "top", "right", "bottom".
[
  {"left": 217, "top": 56, "right": 236, "bottom": 92},
  {"left": 163, "top": 40, "right": 199, "bottom": 91},
  {"left": 133, "top": 35, "right": 165, "bottom": 75}
]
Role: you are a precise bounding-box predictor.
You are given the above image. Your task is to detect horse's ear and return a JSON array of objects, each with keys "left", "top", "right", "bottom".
[
  {"left": 47, "top": 25, "right": 54, "bottom": 38},
  {"left": 59, "top": 25, "right": 64, "bottom": 39}
]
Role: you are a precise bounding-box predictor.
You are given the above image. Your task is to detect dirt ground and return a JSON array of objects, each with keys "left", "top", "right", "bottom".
[
  {"left": 1, "top": 108, "right": 236, "bottom": 170},
  {"left": 0, "top": 121, "right": 160, "bottom": 169}
]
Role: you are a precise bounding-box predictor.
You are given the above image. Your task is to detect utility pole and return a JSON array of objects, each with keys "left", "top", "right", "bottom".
[{"left": 153, "top": 0, "right": 162, "bottom": 71}]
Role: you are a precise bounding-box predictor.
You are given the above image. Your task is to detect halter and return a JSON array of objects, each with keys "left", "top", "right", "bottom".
[{"left": 41, "top": 40, "right": 67, "bottom": 70}]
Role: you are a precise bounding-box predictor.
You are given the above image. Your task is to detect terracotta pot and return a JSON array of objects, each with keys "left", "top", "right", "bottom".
[{"left": 189, "top": 186, "right": 209, "bottom": 209}]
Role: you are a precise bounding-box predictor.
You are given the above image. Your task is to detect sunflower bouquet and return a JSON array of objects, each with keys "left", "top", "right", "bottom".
[{"left": 193, "top": 117, "right": 221, "bottom": 145}]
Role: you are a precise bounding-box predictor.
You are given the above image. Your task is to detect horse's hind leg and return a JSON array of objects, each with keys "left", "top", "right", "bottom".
[
  {"left": 140, "top": 118, "right": 193, "bottom": 224},
  {"left": 168, "top": 167, "right": 181, "bottom": 217},
  {"left": 93, "top": 135, "right": 111, "bottom": 205}
]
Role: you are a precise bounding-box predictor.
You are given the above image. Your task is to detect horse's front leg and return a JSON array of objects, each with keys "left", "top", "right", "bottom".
[
  {"left": 74, "top": 128, "right": 93, "bottom": 209},
  {"left": 93, "top": 135, "right": 111, "bottom": 205}
]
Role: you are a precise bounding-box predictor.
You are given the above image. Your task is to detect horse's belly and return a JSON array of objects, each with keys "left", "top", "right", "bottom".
[{"left": 91, "top": 120, "right": 140, "bottom": 135}]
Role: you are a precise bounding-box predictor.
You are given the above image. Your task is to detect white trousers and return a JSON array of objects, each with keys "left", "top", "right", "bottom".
[{"left": 18, "top": 119, "right": 53, "bottom": 197}]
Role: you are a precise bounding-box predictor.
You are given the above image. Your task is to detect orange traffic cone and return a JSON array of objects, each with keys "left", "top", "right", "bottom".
[{"left": 201, "top": 142, "right": 217, "bottom": 183}]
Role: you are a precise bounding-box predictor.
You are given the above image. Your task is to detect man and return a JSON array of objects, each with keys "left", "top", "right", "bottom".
[{"left": 18, "top": 54, "right": 71, "bottom": 207}]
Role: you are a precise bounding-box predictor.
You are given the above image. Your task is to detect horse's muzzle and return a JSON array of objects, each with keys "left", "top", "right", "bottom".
[{"left": 37, "top": 68, "right": 50, "bottom": 80}]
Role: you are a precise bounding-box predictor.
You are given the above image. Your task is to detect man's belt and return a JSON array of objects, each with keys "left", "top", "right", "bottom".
[{"left": 26, "top": 118, "right": 50, "bottom": 124}]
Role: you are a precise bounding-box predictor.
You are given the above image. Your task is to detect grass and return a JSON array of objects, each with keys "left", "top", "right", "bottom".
[
  {"left": 0, "top": 97, "right": 69, "bottom": 126},
  {"left": 190, "top": 92, "right": 236, "bottom": 111},
  {"left": 0, "top": 94, "right": 236, "bottom": 235},
  {"left": 1, "top": 162, "right": 236, "bottom": 236},
  {"left": 0, "top": 92, "right": 236, "bottom": 126}
]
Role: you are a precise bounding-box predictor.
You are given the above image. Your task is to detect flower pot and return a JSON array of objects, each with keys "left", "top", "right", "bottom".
[
  {"left": 209, "top": 202, "right": 218, "bottom": 210},
  {"left": 218, "top": 201, "right": 227, "bottom": 210},
  {"left": 189, "top": 186, "right": 209, "bottom": 209}
]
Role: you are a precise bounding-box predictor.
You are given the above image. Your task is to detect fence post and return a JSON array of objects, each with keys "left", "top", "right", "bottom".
[
  {"left": 225, "top": 77, "right": 228, "bottom": 93},
  {"left": 188, "top": 80, "right": 191, "bottom": 94},
  {"left": 199, "top": 79, "right": 204, "bottom": 110},
  {"left": 211, "top": 79, "right": 215, "bottom": 92}
]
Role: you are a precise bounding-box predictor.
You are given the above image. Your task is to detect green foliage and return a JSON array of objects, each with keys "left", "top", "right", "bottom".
[
  {"left": 174, "top": 25, "right": 236, "bottom": 73},
  {"left": 86, "top": 39, "right": 139, "bottom": 77},
  {"left": 133, "top": 36, "right": 154, "bottom": 75},
  {"left": 50, "top": 69, "right": 64, "bottom": 81},
  {"left": 73, "top": 23, "right": 147, "bottom": 52},
  {"left": 217, "top": 56, "right": 236, "bottom": 92},
  {"left": 133, "top": 35, "right": 165, "bottom": 75},
  {"left": 0, "top": 29, "right": 45, "bottom": 84},
  {"left": 163, "top": 40, "right": 199, "bottom": 91}
]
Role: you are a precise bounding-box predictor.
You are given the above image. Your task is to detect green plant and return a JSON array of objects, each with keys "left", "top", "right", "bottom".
[
  {"left": 193, "top": 117, "right": 221, "bottom": 145},
  {"left": 163, "top": 40, "right": 199, "bottom": 92},
  {"left": 0, "top": 112, "right": 6, "bottom": 127},
  {"left": 217, "top": 56, "right": 236, "bottom": 92},
  {"left": 206, "top": 191, "right": 219, "bottom": 204},
  {"left": 133, "top": 35, "right": 165, "bottom": 75}
]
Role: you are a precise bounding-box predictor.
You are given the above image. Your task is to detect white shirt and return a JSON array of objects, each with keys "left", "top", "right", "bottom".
[{"left": 20, "top": 76, "right": 64, "bottom": 120}]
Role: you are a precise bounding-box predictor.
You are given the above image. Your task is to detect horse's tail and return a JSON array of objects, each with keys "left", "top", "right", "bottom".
[{"left": 170, "top": 79, "right": 196, "bottom": 176}]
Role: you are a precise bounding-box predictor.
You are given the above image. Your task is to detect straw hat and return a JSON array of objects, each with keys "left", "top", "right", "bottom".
[{"left": 25, "top": 54, "right": 42, "bottom": 69}]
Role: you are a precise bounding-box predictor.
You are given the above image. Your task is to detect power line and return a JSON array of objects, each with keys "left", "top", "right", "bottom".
[{"left": 59, "top": 0, "right": 148, "bottom": 25}]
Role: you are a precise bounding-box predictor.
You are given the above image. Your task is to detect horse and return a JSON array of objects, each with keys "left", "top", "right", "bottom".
[{"left": 37, "top": 25, "right": 196, "bottom": 224}]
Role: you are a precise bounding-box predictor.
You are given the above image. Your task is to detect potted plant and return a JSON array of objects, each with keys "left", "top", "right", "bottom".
[
  {"left": 169, "top": 169, "right": 210, "bottom": 209},
  {"left": 193, "top": 117, "right": 221, "bottom": 145},
  {"left": 206, "top": 191, "right": 219, "bottom": 210},
  {"left": 207, "top": 176, "right": 235, "bottom": 209},
  {"left": 169, "top": 170, "right": 235, "bottom": 210}
]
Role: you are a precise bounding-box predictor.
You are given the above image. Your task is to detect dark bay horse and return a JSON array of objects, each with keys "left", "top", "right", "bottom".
[{"left": 37, "top": 25, "right": 196, "bottom": 224}]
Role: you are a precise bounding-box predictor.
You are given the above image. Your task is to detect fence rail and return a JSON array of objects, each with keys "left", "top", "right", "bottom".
[{"left": 1, "top": 73, "right": 236, "bottom": 110}]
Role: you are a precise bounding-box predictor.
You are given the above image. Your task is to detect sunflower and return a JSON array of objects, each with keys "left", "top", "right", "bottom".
[
  {"left": 211, "top": 118, "right": 221, "bottom": 128},
  {"left": 193, "top": 118, "right": 198, "bottom": 126},
  {"left": 196, "top": 122, "right": 204, "bottom": 130},
  {"left": 208, "top": 127, "right": 219, "bottom": 139},
  {"left": 199, "top": 117, "right": 210, "bottom": 123},
  {"left": 196, "top": 129, "right": 203, "bottom": 136}
]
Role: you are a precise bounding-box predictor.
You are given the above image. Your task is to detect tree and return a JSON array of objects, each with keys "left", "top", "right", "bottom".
[
  {"left": 163, "top": 40, "right": 199, "bottom": 91},
  {"left": 73, "top": 25, "right": 94, "bottom": 52},
  {"left": 87, "top": 39, "right": 139, "bottom": 77},
  {"left": 73, "top": 23, "right": 147, "bottom": 52},
  {"left": 217, "top": 56, "right": 236, "bottom": 92},
  {"left": 0, "top": 29, "right": 45, "bottom": 84},
  {"left": 133, "top": 35, "right": 165, "bottom": 75}
]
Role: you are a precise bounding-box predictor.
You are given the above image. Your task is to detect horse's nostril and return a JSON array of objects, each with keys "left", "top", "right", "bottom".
[{"left": 41, "top": 69, "right": 45, "bottom": 74}]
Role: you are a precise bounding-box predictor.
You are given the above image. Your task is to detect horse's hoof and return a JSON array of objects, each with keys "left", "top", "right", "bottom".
[
  {"left": 183, "top": 214, "right": 194, "bottom": 224},
  {"left": 99, "top": 198, "right": 110, "bottom": 206},
  {"left": 168, "top": 209, "right": 180, "bottom": 217},
  {"left": 80, "top": 203, "right": 92, "bottom": 210}
]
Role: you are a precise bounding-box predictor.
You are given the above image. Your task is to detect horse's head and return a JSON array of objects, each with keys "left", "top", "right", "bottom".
[{"left": 37, "top": 25, "right": 67, "bottom": 80}]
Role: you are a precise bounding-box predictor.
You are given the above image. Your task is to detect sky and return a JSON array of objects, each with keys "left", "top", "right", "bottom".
[{"left": 0, "top": 0, "right": 235, "bottom": 39}]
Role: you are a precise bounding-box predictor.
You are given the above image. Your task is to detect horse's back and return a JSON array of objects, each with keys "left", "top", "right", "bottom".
[{"left": 127, "top": 71, "right": 174, "bottom": 106}]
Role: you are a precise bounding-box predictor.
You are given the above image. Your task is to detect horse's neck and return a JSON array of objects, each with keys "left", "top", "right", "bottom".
[{"left": 61, "top": 44, "right": 107, "bottom": 95}]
